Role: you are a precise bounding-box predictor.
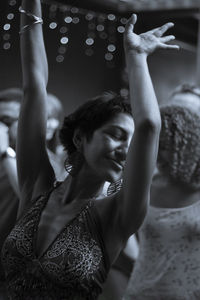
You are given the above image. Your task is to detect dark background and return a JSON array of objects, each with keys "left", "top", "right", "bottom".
[{"left": 0, "top": 0, "right": 199, "bottom": 114}]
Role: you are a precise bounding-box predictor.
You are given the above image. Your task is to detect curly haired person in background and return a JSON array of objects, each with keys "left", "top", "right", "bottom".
[
  {"left": 124, "top": 100, "right": 200, "bottom": 299},
  {"left": 0, "top": 88, "right": 22, "bottom": 300},
  {"left": 1, "top": 0, "right": 179, "bottom": 298}
]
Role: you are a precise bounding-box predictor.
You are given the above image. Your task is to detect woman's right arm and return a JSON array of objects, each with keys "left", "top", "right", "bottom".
[{"left": 17, "top": 0, "right": 55, "bottom": 215}]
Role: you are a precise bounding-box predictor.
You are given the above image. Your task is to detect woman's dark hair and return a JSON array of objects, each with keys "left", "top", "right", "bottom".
[
  {"left": 158, "top": 105, "right": 200, "bottom": 190},
  {"left": 59, "top": 92, "right": 132, "bottom": 164}
]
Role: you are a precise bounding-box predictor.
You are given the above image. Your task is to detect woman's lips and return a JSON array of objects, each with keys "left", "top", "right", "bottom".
[{"left": 109, "top": 158, "right": 124, "bottom": 170}]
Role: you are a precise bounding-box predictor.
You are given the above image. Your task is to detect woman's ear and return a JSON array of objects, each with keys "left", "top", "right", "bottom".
[{"left": 72, "top": 128, "right": 84, "bottom": 151}]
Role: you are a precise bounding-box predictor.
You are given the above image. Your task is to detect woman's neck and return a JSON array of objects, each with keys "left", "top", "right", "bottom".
[{"left": 61, "top": 169, "right": 106, "bottom": 204}]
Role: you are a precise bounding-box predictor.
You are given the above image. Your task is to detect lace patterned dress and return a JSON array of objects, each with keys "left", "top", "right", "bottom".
[
  {"left": 1, "top": 185, "right": 110, "bottom": 300},
  {"left": 124, "top": 201, "right": 200, "bottom": 300}
]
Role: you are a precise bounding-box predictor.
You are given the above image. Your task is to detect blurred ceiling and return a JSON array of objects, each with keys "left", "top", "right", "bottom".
[
  {"left": 46, "top": 0, "right": 200, "bottom": 48},
  {"left": 54, "top": 0, "right": 200, "bottom": 13}
]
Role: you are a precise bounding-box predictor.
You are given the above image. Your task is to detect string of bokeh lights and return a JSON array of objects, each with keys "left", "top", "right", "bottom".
[{"left": 2, "top": 0, "right": 128, "bottom": 68}]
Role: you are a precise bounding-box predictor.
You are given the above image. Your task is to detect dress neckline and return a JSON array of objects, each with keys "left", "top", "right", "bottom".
[{"left": 33, "top": 182, "right": 93, "bottom": 259}]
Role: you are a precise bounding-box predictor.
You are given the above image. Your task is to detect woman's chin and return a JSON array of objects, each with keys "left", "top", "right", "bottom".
[{"left": 105, "top": 170, "right": 122, "bottom": 183}]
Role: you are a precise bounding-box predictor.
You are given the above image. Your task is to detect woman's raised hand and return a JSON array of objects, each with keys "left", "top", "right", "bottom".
[{"left": 124, "top": 14, "right": 180, "bottom": 56}]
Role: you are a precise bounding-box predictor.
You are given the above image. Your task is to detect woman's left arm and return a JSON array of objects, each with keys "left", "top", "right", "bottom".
[{"left": 117, "top": 15, "right": 179, "bottom": 239}]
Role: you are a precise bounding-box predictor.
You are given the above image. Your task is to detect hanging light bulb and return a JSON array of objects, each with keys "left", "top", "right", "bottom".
[
  {"left": 8, "top": 0, "right": 16, "bottom": 6},
  {"left": 49, "top": 22, "right": 57, "bottom": 29},
  {"left": 7, "top": 13, "right": 14, "bottom": 20},
  {"left": 3, "top": 24, "right": 11, "bottom": 31}
]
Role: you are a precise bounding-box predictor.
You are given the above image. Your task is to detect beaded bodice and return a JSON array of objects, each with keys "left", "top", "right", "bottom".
[{"left": 1, "top": 187, "right": 110, "bottom": 300}]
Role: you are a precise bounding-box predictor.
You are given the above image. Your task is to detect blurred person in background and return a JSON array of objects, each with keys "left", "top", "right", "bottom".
[
  {"left": 170, "top": 83, "right": 200, "bottom": 112},
  {"left": 45, "top": 92, "right": 66, "bottom": 182},
  {"left": 0, "top": 88, "right": 65, "bottom": 299},
  {"left": 0, "top": 88, "right": 22, "bottom": 300},
  {"left": 124, "top": 90, "right": 200, "bottom": 299}
]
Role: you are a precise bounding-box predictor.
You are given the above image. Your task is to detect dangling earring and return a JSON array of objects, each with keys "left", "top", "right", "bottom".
[
  {"left": 107, "top": 179, "right": 123, "bottom": 196},
  {"left": 64, "top": 151, "right": 84, "bottom": 177}
]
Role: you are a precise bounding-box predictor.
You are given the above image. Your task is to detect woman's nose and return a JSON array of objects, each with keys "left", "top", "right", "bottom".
[{"left": 115, "top": 144, "right": 128, "bottom": 161}]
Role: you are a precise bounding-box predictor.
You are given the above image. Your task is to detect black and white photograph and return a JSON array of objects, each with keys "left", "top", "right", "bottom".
[{"left": 0, "top": 0, "right": 200, "bottom": 299}]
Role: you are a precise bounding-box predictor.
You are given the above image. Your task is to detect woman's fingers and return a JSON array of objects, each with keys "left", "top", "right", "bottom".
[
  {"left": 124, "top": 15, "right": 179, "bottom": 54},
  {"left": 159, "top": 43, "right": 180, "bottom": 50},
  {"left": 131, "top": 14, "right": 137, "bottom": 25},
  {"left": 160, "top": 35, "right": 175, "bottom": 43},
  {"left": 125, "top": 14, "right": 137, "bottom": 34},
  {"left": 152, "top": 22, "right": 174, "bottom": 37}
]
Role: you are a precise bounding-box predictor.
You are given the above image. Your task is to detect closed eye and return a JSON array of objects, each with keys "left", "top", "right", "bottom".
[
  {"left": 110, "top": 133, "right": 122, "bottom": 139},
  {"left": 106, "top": 131, "right": 124, "bottom": 141},
  {"left": 104, "top": 125, "right": 129, "bottom": 141}
]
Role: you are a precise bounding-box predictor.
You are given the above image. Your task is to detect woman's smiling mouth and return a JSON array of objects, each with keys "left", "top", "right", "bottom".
[{"left": 109, "top": 158, "right": 124, "bottom": 170}]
